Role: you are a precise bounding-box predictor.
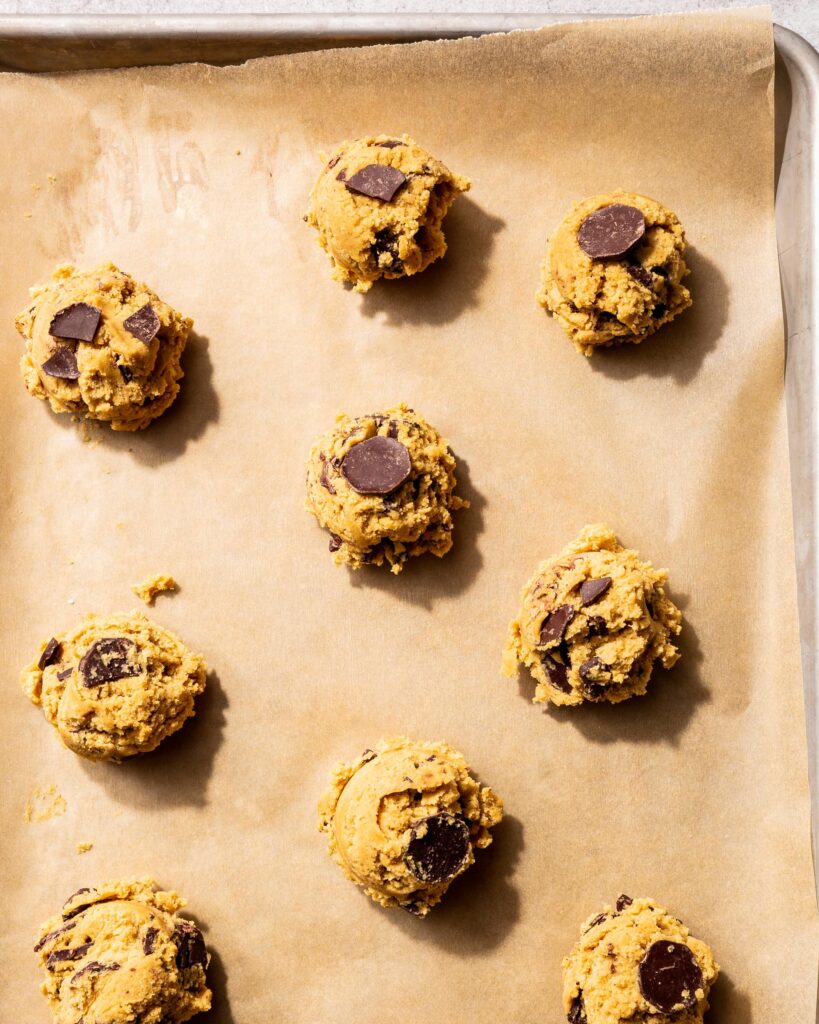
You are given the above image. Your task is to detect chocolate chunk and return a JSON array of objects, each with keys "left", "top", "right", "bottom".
[
  {"left": 627, "top": 265, "right": 653, "bottom": 288},
  {"left": 38, "top": 637, "right": 62, "bottom": 671},
  {"left": 72, "top": 961, "right": 121, "bottom": 981},
  {"left": 34, "top": 922, "right": 76, "bottom": 953},
  {"left": 542, "top": 651, "right": 571, "bottom": 693},
  {"left": 578, "top": 204, "right": 645, "bottom": 260},
  {"left": 319, "top": 455, "right": 336, "bottom": 495},
  {"left": 57, "top": 667, "right": 73, "bottom": 681},
  {"left": 586, "top": 913, "right": 607, "bottom": 931},
  {"left": 540, "top": 605, "right": 575, "bottom": 645},
  {"left": 568, "top": 996, "right": 587, "bottom": 1024},
  {"left": 638, "top": 941, "right": 703, "bottom": 1014},
  {"left": 371, "top": 229, "right": 403, "bottom": 272},
  {"left": 376, "top": 140, "right": 404, "bottom": 148},
  {"left": 616, "top": 894, "right": 633, "bottom": 911},
  {"left": 42, "top": 348, "right": 80, "bottom": 380},
  {"left": 328, "top": 533, "right": 342, "bottom": 552},
  {"left": 118, "top": 363, "right": 134, "bottom": 382},
  {"left": 123, "top": 304, "right": 160, "bottom": 345},
  {"left": 387, "top": 420, "right": 398, "bottom": 439},
  {"left": 341, "top": 436, "right": 412, "bottom": 496},
  {"left": 172, "top": 922, "right": 208, "bottom": 970},
  {"left": 404, "top": 813, "right": 470, "bottom": 883},
  {"left": 579, "top": 577, "right": 612, "bottom": 606},
  {"left": 345, "top": 163, "right": 407, "bottom": 202},
  {"left": 586, "top": 615, "right": 607, "bottom": 636},
  {"left": 49, "top": 303, "right": 101, "bottom": 342},
  {"left": 47, "top": 942, "right": 92, "bottom": 966},
  {"left": 579, "top": 656, "right": 611, "bottom": 685},
  {"left": 652, "top": 303, "right": 667, "bottom": 319},
  {"left": 327, "top": 154, "right": 341, "bottom": 169},
  {"left": 336, "top": 169, "right": 347, "bottom": 182},
  {"left": 62, "top": 889, "right": 104, "bottom": 920},
  {"left": 79, "top": 638, "right": 140, "bottom": 687},
  {"left": 143, "top": 927, "right": 158, "bottom": 955}
]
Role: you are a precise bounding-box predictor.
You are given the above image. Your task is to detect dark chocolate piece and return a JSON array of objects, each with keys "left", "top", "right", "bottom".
[
  {"left": 328, "top": 533, "right": 342, "bottom": 552},
  {"left": 542, "top": 651, "right": 571, "bottom": 693},
  {"left": 38, "top": 637, "right": 62, "bottom": 671},
  {"left": 47, "top": 942, "right": 92, "bottom": 967},
  {"left": 540, "top": 605, "right": 575, "bottom": 645},
  {"left": 586, "top": 615, "right": 607, "bottom": 636},
  {"left": 327, "top": 154, "right": 341, "bottom": 169},
  {"left": 72, "top": 961, "right": 121, "bottom": 981},
  {"left": 652, "top": 303, "right": 667, "bottom": 319},
  {"left": 172, "top": 922, "right": 208, "bottom": 970},
  {"left": 627, "top": 265, "right": 654, "bottom": 288},
  {"left": 638, "top": 941, "right": 703, "bottom": 1014},
  {"left": 577, "top": 204, "right": 645, "bottom": 259},
  {"left": 49, "top": 303, "right": 101, "bottom": 342},
  {"left": 376, "top": 140, "right": 404, "bottom": 148},
  {"left": 143, "top": 927, "right": 158, "bottom": 955},
  {"left": 371, "top": 229, "right": 403, "bottom": 272},
  {"left": 57, "top": 667, "right": 73, "bottom": 681},
  {"left": 585, "top": 913, "right": 607, "bottom": 932},
  {"left": 616, "top": 894, "right": 633, "bottom": 911},
  {"left": 345, "top": 163, "right": 407, "bottom": 202},
  {"left": 118, "top": 363, "right": 134, "bottom": 382},
  {"left": 341, "top": 436, "right": 412, "bottom": 496},
  {"left": 319, "top": 456, "right": 336, "bottom": 495},
  {"left": 123, "top": 304, "right": 160, "bottom": 345},
  {"left": 404, "top": 813, "right": 470, "bottom": 884},
  {"left": 579, "top": 577, "right": 612, "bottom": 606},
  {"left": 42, "top": 348, "right": 80, "bottom": 380},
  {"left": 79, "top": 638, "right": 140, "bottom": 687},
  {"left": 568, "top": 996, "right": 587, "bottom": 1024}
]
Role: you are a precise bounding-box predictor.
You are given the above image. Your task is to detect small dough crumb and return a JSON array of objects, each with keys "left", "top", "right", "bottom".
[
  {"left": 76, "top": 842, "right": 93, "bottom": 854},
  {"left": 131, "top": 573, "right": 177, "bottom": 605},
  {"left": 25, "top": 783, "right": 67, "bottom": 823}
]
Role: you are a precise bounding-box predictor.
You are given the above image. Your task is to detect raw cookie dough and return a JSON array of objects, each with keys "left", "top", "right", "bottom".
[
  {"left": 16, "top": 262, "right": 193, "bottom": 430},
  {"left": 305, "top": 402, "right": 468, "bottom": 573},
  {"left": 132, "top": 573, "right": 177, "bottom": 605},
  {"left": 502, "top": 524, "right": 681, "bottom": 706},
  {"left": 21, "top": 612, "right": 207, "bottom": 762},
  {"left": 563, "top": 895, "right": 719, "bottom": 1024},
  {"left": 305, "top": 133, "right": 470, "bottom": 292},
  {"left": 537, "top": 191, "right": 691, "bottom": 355},
  {"left": 34, "top": 878, "right": 211, "bottom": 1024},
  {"left": 318, "top": 737, "right": 503, "bottom": 915}
]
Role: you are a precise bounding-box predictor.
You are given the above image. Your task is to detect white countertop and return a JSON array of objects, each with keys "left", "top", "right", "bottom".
[{"left": 0, "top": 0, "right": 816, "bottom": 51}]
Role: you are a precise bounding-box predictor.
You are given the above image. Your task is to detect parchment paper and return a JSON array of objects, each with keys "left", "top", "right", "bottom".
[{"left": 0, "top": 8, "right": 816, "bottom": 1022}]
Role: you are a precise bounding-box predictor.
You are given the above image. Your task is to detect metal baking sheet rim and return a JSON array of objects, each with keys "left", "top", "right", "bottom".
[{"left": 0, "top": 13, "right": 816, "bottom": 890}]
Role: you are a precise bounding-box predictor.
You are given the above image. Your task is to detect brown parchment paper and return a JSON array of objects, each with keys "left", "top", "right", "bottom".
[{"left": 0, "top": 7, "right": 816, "bottom": 1022}]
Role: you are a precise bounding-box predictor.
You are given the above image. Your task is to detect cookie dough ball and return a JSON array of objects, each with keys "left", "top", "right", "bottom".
[
  {"left": 16, "top": 262, "right": 193, "bottom": 430},
  {"left": 305, "top": 402, "right": 468, "bottom": 573},
  {"left": 21, "top": 612, "right": 207, "bottom": 762},
  {"left": 305, "top": 133, "right": 470, "bottom": 292},
  {"left": 33, "top": 878, "right": 211, "bottom": 1024},
  {"left": 537, "top": 191, "right": 691, "bottom": 355},
  {"left": 502, "top": 525, "right": 681, "bottom": 706},
  {"left": 563, "top": 895, "right": 719, "bottom": 1024},
  {"left": 318, "top": 737, "right": 503, "bottom": 916}
]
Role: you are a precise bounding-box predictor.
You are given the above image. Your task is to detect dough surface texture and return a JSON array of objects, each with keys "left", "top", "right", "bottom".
[
  {"left": 318, "top": 737, "right": 503, "bottom": 915},
  {"left": 537, "top": 191, "right": 691, "bottom": 355},
  {"left": 22, "top": 612, "right": 207, "bottom": 762},
  {"left": 503, "top": 524, "right": 681, "bottom": 706},
  {"left": 305, "top": 402, "right": 468, "bottom": 573},
  {"left": 34, "top": 878, "right": 211, "bottom": 1024},
  {"left": 17, "top": 262, "right": 192, "bottom": 430},
  {"left": 563, "top": 895, "right": 719, "bottom": 1024},
  {"left": 306, "top": 133, "right": 470, "bottom": 292}
]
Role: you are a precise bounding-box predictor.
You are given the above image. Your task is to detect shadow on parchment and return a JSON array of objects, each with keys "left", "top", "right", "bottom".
[
  {"left": 200, "top": 945, "right": 236, "bottom": 1024},
  {"left": 359, "top": 197, "right": 505, "bottom": 326},
  {"left": 587, "top": 250, "right": 728, "bottom": 386},
  {"left": 706, "top": 969, "right": 752, "bottom": 1024},
  {"left": 518, "top": 590, "right": 709, "bottom": 746},
  {"left": 380, "top": 814, "right": 523, "bottom": 955},
  {"left": 347, "top": 455, "right": 485, "bottom": 609},
  {"left": 51, "top": 331, "right": 219, "bottom": 465},
  {"left": 78, "top": 669, "right": 227, "bottom": 809}
]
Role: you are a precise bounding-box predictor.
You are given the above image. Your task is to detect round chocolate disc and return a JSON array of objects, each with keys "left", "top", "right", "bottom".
[
  {"left": 577, "top": 204, "right": 646, "bottom": 259},
  {"left": 79, "top": 637, "right": 141, "bottom": 687},
  {"left": 341, "top": 435, "right": 412, "bottom": 496},
  {"left": 404, "top": 813, "right": 471, "bottom": 884},
  {"left": 638, "top": 940, "right": 703, "bottom": 1014}
]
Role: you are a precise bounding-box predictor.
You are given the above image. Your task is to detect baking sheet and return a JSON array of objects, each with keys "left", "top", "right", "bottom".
[{"left": 0, "top": 6, "right": 816, "bottom": 1022}]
